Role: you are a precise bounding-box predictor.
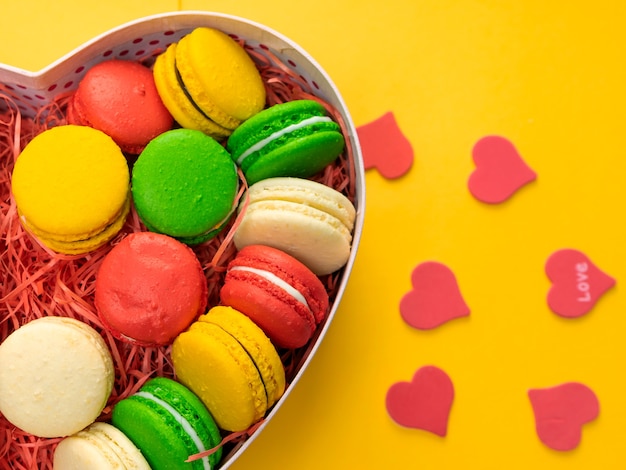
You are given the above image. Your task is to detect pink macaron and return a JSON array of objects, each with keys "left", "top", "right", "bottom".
[
  {"left": 67, "top": 60, "right": 173, "bottom": 154},
  {"left": 219, "top": 244, "right": 329, "bottom": 349},
  {"left": 94, "top": 232, "right": 208, "bottom": 346}
]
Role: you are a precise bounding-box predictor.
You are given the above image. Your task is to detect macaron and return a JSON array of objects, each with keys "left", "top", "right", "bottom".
[
  {"left": 67, "top": 59, "right": 174, "bottom": 154},
  {"left": 0, "top": 317, "right": 114, "bottom": 438},
  {"left": 53, "top": 422, "right": 151, "bottom": 470},
  {"left": 112, "top": 377, "right": 222, "bottom": 470},
  {"left": 94, "top": 232, "right": 208, "bottom": 346},
  {"left": 11, "top": 125, "right": 130, "bottom": 255},
  {"left": 172, "top": 306, "right": 286, "bottom": 432},
  {"left": 226, "top": 99, "right": 345, "bottom": 185},
  {"left": 220, "top": 244, "right": 329, "bottom": 349},
  {"left": 153, "top": 26, "right": 266, "bottom": 139},
  {"left": 233, "top": 177, "right": 357, "bottom": 275},
  {"left": 131, "top": 128, "right": 239, "bottom": 244}
]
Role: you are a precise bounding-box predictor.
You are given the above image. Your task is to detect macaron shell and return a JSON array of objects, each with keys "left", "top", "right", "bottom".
[
  {"left": 94, "top": 232, "right": 208, "bottom": 346},
  {"left": 53, "top": 422, "right": 151, "bottom": 470},
  {"left": 244, "top": 176, "right": 356, "bottom": 230},
  {"left": 242, "top": 131, "right": 345, "bottom": 185},
  {"left": 131, "top": 129, "right": 238, "bottom": 243},
  {"left": 112, "top": 377, "right": 222, "bottom": 470},
  {"left": 153, "top": 44, "right": 232, "bottom": 139},
  {"left": 220, "top": 244, "right": 329, "bottom": 348},
  {"left": 226, "top": 99, "right": 345, "bottom": 185},
  {"left": 0, "top": 317, "right": 114, "bottom": 438},
  {"left": 11, "top": 125, "right": 129, "bottom": 247},
  {"left": 200, "top": 307, "right": 285, "bottom": 407},
  {"left": 231, "top": 245, "right": 329, "bottom": 323},
  {"left": 67, "top": 60, "right": 173, "bottom": 154},
  {"left": 226, "top": 99, "right": 330, "bottom": 153},
  {"left": 18, "top": 194, "right": 130, "bottom": 255},
  {"left": 220, "top": 276, "right": 315, "bottom": 348},
  {"left": 175, "top": 27, "right": 265, "bottom": 128},
  {"left": 172, "top": 306, "right": 285, "bottom": 432},
  {"left": 234, "top": 199, "right": 352, "bottom": 275}
]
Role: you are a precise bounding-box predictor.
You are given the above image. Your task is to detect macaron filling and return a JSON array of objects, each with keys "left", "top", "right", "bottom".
[
  {"left": 234, "top": 115, "right": 333, "bottom": 166},
  {"left": 228, "top": 265, "right": 312, "bottom": 312},
  {"left": 174, "top": 61, "right": 225, "bottom": 131},
  {"left": 134, "top": 391, "right": 212, "bottom": 470},
  {"left": 212, "top": 322, "right": 270, "bottom": 405}
]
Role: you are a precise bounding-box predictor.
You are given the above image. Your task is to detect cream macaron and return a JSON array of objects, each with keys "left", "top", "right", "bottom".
[
  {"left": 233, "top": 177, "right": 357, "bottom": 275},
  {"left": 53, "top": 422, "right": 151, "bottom": 470},
  {"left": 0, "top": 317, "right": 114, "bottom": 438}
]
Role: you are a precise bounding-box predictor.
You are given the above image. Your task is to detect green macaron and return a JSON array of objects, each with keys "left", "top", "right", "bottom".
[
  {"left": 111, "top": 377, "right": 222, "bottom": 470},
  {"left": 226, "top": 99, "right": 345, "bottom": 185},
  {"left": 131, "top": 129, "right": 239, "bottom": 244}
]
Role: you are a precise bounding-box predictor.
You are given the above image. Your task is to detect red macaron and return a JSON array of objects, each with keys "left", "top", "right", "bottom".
[
  {"left": 219, "top": 244, "right": 329, "bottom": 349},
  {"left": 67, "top": 59, "right": 173, "bottom": 154},
  {"left": 94, "top": 232, "right": 208, "bottom": 346}
]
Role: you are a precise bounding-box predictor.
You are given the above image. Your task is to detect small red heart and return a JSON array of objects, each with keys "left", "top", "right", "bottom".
[
  {"left": 468, "top": 135, "right": 537, "bottom": 204},
  {"left": 399, "top": 261, "right": 470, "bottom": 329},
  {"left": 545, "top": 249, "right": 616, "bottom": 318},
  {"left": 528, "top": 382, "right": 599, "bottom": 451},
  {"left": 357, "top": 111, "right": 413, "bottom": 179},
  {"left": 386, "top": 366, "right": 454, "bottom": 436}
]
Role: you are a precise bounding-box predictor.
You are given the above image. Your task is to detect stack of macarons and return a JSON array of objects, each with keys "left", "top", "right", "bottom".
[
  {"left": 4, "top": 23, "right": 360, "bottom": 470},
  {"left": 11, "top": 27, "right": 351, "bottom": 251}
]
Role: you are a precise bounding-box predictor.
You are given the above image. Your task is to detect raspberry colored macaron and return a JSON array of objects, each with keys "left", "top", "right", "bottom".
[
  {"left": 220, "top": 245, "right": 329, "bottom": 349},
  {"left": 67, "top": 59, "right": 173, "bottom": 154},
  {"left": 94, "top": 232, "right": 208, "bottom": 346}
]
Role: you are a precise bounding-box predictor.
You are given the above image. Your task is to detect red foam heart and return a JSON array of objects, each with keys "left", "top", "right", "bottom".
[
  {"left": 386, "top": 366, "right": 454, "bottom": 436},
  {"left": 545, "top": 249, "right": 616, "bottom": 318},
  {"left": 468, "top": 135, "right": 537, "bottom": 204},
  {"left": 357, "top": 111, "right": 413, "bottom": 179},
  {"left": 528, "top": 382, "right": 599, "bottom": 451},
  {"left": 399, "top": 261, "right": 470, "bottom": 329}
]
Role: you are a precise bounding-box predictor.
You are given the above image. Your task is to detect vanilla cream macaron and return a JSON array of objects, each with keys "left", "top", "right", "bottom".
[
  {"left": 0, "top": 317, "right": 114, "bottom": 438},
  {"left": 233, "top": 177, "right": 357, "bottom": 275},
  {"left": 54, "top": 422, "right": 151, "bottom": 470}
]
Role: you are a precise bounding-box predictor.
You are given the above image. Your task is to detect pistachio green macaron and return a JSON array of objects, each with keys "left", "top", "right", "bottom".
[{"left": 131, "top": 128, "right": 239, "bottom": 244}]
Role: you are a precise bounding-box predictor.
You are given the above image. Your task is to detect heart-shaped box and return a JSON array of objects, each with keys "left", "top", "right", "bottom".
[{"left": 0, "top": 11, "right": 365, "bottom": 469}]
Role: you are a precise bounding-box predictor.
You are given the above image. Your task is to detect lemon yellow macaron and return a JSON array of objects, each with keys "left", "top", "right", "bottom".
[
  {"left": 11, "top": 125, "right": 130, "bottom": 254},
  {"left": 153, "top": 27, "right": 266, "bottom": 139},
  {"left": 172, "top": 306, "right": 286, "bottom": 432}
]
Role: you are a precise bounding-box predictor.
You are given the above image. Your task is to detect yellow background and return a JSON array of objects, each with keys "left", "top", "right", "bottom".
[{"left": 2, "top": 1, "right": 626, "bottom": 468}]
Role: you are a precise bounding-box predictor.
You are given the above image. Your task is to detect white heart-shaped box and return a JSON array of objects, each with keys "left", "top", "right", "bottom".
[{"left": 0, "top": 10, "right": 365, "bottom": 469}]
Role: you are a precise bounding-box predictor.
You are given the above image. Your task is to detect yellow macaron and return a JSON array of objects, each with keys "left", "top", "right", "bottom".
[
  {"left": 153, "top": 27, "right": 266, "bottom": 139},
  {"left": 172, "top": 306, "right": 285, "bottom": 432},
  {"left": 11, "top": 125, "right": 130, "bottom": 254}
]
